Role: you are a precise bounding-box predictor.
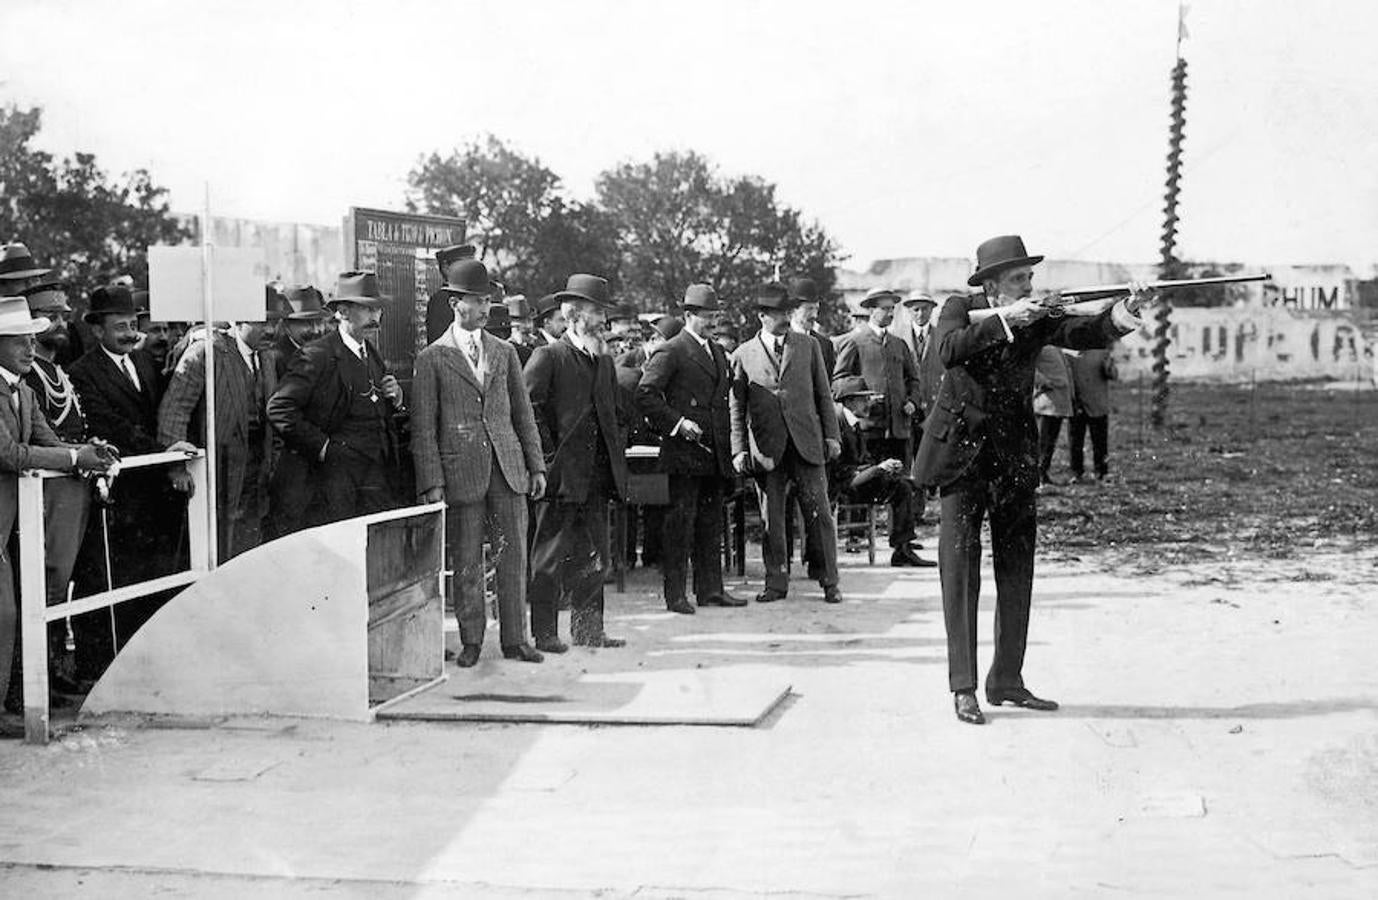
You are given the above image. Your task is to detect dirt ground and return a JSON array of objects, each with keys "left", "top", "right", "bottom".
[{"left": 1037, "top": 380, "right": 1378, "bottom": 583}]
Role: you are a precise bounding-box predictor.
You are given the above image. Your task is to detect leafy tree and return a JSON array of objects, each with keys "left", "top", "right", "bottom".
[
  {"left": 0, "top": 104, "right": 191, "bottom": 289},
  {"left": 595, "top": 150, "right": 844, "bottom": 327}
]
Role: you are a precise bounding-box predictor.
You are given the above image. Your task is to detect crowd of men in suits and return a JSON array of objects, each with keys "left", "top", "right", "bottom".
[{"left": 0, "top": 231, "right": 1148, "bottom": 731}]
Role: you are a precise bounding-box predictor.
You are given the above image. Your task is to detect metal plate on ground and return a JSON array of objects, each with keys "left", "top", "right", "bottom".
[{"left": 376, "top": 667, "right": 791, "bottom": 727}]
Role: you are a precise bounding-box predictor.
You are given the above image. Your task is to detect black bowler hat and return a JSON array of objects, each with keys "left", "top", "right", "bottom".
[
  {"left": 534, "top": 293, "right": 561, "bottom": 322},
  {"left": 436, "top": 244, "right": 477, "bottom": 271},
  {"left": 652, "top": 315, "right": 683, "bottom": 340},
  {"left": 505, "top": 295, "right": 532, "bottom": 320},
  {"left": 787, "top": 277, "right": 821, "bottom": 304},
  {"left": 555, "top": 273, "right": 614, "bottom": 308},
  {"left": 968, "top": 235, "right": 1044, "bottom": 287},
  {"left": 681, "top": 283, "right": 722, "bottom": 311},
  {"left": 448, "top": 259, "right": 493, "bottom": 296},
  {"left": 83, "top": 284, "right": 142, "bottom": 324},
  {"left": 484, "top": 304, "right": 512, "bottom": 334},
  {"left": 752, "top": 281, "right": 796, "bottom": 311}
]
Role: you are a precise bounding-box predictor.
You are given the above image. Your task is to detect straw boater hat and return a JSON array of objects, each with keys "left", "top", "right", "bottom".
[
  {"left": 326, "top": 271, "right": 388, "bottom": 308},
  {"left": 0, "top": 244, "right": 52, "bottom": 282},
  {"left": 903, "top": 289, "right": 936, "bottom": 307},
  {"left": 0, "top": 296, "right": 51, "bottom": 335},
  {"left": 967, "top": 234, "right": 1044, "bottom": 287},
  {"left": 20, "top": 281, "right": 71, "bottom": 314}
]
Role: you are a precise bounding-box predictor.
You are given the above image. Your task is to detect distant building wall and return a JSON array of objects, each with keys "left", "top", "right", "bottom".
[{"left": 177, "top": 214, "right": 343, "bottom": 290}]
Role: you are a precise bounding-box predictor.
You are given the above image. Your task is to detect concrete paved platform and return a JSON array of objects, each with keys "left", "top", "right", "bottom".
[{"left": 2, "top": 546, "right": 1376, "bottom": 897}]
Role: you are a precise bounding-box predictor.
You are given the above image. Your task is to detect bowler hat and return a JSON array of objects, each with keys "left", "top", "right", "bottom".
[
  {"left": 0, "top": 243, "right": 52, "bottom": 281},
  {"left": 787, "top": 277, "right": 821, "bottom": 304},
  {"left": 535, "top": 293, "right": 561, "bottom": 322},
  {"left": 84, "top": 284, "right": 142, "bottom": 324},
  {"left": 968, "top": 234, "right": 1044, "bottom": 287},
  {"left": 447, "top": 259, "right": 492, "bottom": 296},
  {"left": 328, "top": 271, "right": 388, "bottom": 308},
  {"left": 752, "top": 281, "right": 796, "bottom": 311},
  {"left": 436, "top": 244, "right": 477, "bottom": 271},
  {"left": 652, "top": 315, "right": 683, "bottom": 340},
  {"left": 0, "top": 296, "right": 50, "bottom": 336},
  {"left": 861, "top": 287, "right": 900, "bottom": 308},
  {"left": 505, "top": 295, "right": 531, "bottom": 320},
  {"left": 20, "top": 280, "right": 70, "bottom": 314},
  {"left": 484, "top": 304, "right": 512, "bottom": 333},
  {"left": 903, "top": 289, "right": 936, "bottom": 306},
  {"left": 681, "top": 283, "right": 722, "bottom": 310},
  {"left": 284, "top": 285, "right": 332, "bottom": 320},
  {"left": 555, "top": 274, "right": 614, "bottom": 308}
]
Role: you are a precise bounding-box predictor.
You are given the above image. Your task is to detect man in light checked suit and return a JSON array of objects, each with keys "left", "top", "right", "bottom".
[{"left": 412, "top": 260, "right": 547, "bottom": 667}]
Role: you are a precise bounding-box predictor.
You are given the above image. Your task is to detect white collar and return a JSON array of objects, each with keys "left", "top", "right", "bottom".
[
  {"left": 101, "top": 345, "right": 133, "bottom": 369},
  {"left": 566, "top": 330, "right": 600, "bottom": 357},
  {"left": 868, "top": 322, "right": 887, "bottom": 338},
  {"left": 232, "top": 332, "right": 256, "bottom": 363},
  {"left": 0, "top": 365, "right": 20, "bottom": 388},
  {"left": 339, "top": 329, "right": 366, "bottom": 358},
  {"left": 452, "top": 323, "right": 484, "bottom": 345},
  {"left": 841, "top": 406, "right": 860, "bottom": 428}
]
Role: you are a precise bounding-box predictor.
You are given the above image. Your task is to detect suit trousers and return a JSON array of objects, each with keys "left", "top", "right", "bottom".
[
  {"left": 938, "top": 448, "right": 1037, "bottom": 693},
  {"left": 754, "top": 443, "right": 838, "bottom": 593},
  {"left": 217, "top": 435, "right": 269, "bottom": 560},
  {"left": 450, "top": 454, "right": 530, "bottom": 648},
  {"left": 661, "top": 474, "right": 726, "bottom": 603},
  {"left": 44, "top": 476, "right": 91, "bottom": 605},
  {"left": 1036, "top": 415, "right": 1065, "bottom": 481},
  {"left": 266, "top": 448, "right": 322, "bottom": 539},
  {"left": 528, "top": 493, "right": 611, "bottom": 642},
  {"left": 1068, "top": 414, "right": 1109, "bottom": 477},
  {"left": 319, "top": 446, "right": 398, "bottom": 524}
]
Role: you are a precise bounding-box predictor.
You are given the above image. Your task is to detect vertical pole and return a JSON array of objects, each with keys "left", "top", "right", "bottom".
[
  {"left": 19, "top": 474, "right": 50, "bottom": 744},
  {"left": 201, "top": 185, "right": 219, "bottom": 569}
]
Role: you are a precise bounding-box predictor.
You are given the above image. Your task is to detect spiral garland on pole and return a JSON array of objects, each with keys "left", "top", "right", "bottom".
[{"left": 1152, "top": 55, "right": 1188, "bottom": 429}]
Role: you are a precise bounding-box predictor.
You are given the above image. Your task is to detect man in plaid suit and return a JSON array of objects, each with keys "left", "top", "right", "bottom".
[{"left": 412, "top": 260, "right": 546, "bottom": 667}]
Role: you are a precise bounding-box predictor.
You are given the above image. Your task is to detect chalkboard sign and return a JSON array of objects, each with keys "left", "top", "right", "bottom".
[{"left": 344, "top": 207, "right": 466, "bottom": 381}]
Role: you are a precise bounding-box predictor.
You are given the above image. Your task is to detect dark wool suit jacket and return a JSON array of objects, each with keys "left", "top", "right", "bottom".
[
  {"left": 410, "top": 330, "right": 544, "bottom": 505},
  {"left": 728, "top": 330, "right": 839, "bottom": 469},
  {"left": 67, "top": 348, "right": 164, "bottom": 454},
  {"left": 832, "top": 324, "right": 922, "bottom": 438},
  {"left": 810, "top": 330, "right": 836, "bottom": 382},
  {"left": 911, "top": 293, "right": 1134, "bottom": 489},
  {"left": 523, "top": 336, "right": 628, "bottom": 504},
  {"left": 635, "top": 330, "right": 732, "bottom": 478},
  {"left": 266, "top": 330, "right": 398, "bottom": 461}
]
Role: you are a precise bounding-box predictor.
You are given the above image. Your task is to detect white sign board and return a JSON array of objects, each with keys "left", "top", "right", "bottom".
[{"left": 148, "top": 245, "right": 267, "bottom": 322}]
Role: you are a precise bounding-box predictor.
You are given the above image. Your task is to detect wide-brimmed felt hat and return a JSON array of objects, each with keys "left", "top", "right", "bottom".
[
  {"left": 0, "top": 243, "right": 52, "bottom": 281},
  {"left": 447, "top": 259, "right": 492, "bottom": 296},
  {"left": 284, "top": 285, "right": 332, "bottom": 320},
  {"left": 328, "top": 271, "right": 388, "bottom": 308},
  {"left": 20, "top": 280, "right": 70, "bottom": 314},
  {"left": 436, "top": 244, "right": 477, "bottom": 271},
  {"left": 861, "top": 287, "right": 900, "bottom": 308},
  {"left": 834, "top": 375, "right": 882, "bottom": 401},
  {"left": 555, "top": 274, "right": 614, "bottom": 308},
  {"left": 787, "top": 277, "right": 822, "bottom": 304},
  {"left": 903, "top": 289, "right": 936, "bottom": 306},
  {"left": 752, "top": 281, "right": 796, "bottom": 312},
  {"left": 84, "top": 284, "right": 143, "bottom": 324},
  {"left": 681, "top": 283, "right": 722, "bottom": 311},
  {"left": 0, "top": 296, "right": 50, "bottom": 335},
  {"left": 968, "top": 234, "right": 1044, "bottom": 287},
  {"left": 505, "top": 295, "right": 531, "bottom": 320}
]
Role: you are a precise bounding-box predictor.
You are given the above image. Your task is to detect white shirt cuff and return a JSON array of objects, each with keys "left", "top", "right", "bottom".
[
  {"left": 1111, "top": 300, "right": 1144, "bottom": 333},
  {"left": 995, "top": 311, "right": 1016, "bottom": 342},
  {"left": 672, "top": 417, "right": 689, "bottom": 437},
  {"left": 69, "top": 449, "right": 78, "bottom": 469}
]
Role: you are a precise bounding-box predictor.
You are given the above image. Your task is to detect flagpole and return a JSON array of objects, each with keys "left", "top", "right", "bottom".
[{"left": 201, "top": 183, "right": 219, "bottom": 569}]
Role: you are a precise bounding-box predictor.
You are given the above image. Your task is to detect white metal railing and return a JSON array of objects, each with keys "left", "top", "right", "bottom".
[{"left": 18, "top": 450, "right": 212, "bottom": 744}]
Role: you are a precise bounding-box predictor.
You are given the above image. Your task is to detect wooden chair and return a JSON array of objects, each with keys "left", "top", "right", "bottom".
[{"left": 834, "top": 500, "right": 887, "bottom": 566}]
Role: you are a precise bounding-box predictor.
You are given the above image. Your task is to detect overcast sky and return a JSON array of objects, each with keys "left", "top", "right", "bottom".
[{"left": 3, "top": 0, "right": 1375, "bottom": 272}]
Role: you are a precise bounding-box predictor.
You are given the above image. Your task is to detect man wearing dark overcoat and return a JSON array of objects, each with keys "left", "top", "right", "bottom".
[
  {"left": 912, "top": 234, "right": 1152, "bottom": 725},
  {"left": 636, "top": 284, "right": 743, "bottom": 614},
  {"left": 523, "top": 274, "right": 628, "bottom": 651},
  {"left": 832, "top": 287, "right": 923, "bottom": 466},
  {"left": 728, "top": 282, "right": 842, "bottom": 604},
  {"left": 413, "top": 260, "right": 546, "bottom": 667},
  {"left": 266, "top": 272, "right": 404, "bottom": 524}
]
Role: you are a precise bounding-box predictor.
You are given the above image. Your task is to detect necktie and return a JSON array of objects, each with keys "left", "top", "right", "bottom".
[
  {"left": 466, "top": 335, "right": 480, "bottom": 368},
  {"left": 775, "top": 337, "right": 784, "bottom": 360},
  {"left": 121, "top": 356, "right": 139, "bottom": 390}
]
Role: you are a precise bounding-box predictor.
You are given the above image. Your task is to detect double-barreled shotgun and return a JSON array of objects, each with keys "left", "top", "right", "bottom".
[{"left": 967, "top": 273, "right": 1271, "bottom": 321}]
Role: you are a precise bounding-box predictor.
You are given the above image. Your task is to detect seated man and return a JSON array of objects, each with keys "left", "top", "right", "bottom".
[{"left": 830, "top": 376, "right": 934, "bottom": 568}]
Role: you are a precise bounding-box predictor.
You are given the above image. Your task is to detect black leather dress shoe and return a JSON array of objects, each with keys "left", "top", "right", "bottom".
[
  {"left": 534, "top": 636, "right": 569, "bottom": 654},
  {"left": 699, "top": 591, "right": 747, "bottom": 608},
  {"left": 954, "top": 691, "right": 986, "bottom": 725},
  {"left": 501, "top": 643, "right": 544, "bottom": 663},
  {"left": 666, "top": 597, "right": 696, "bottom": 615},
  {"left": 985, "top": 687, "right": 1059, "bottom": 711},
  {"left": 456, "top": 644, "right": 482, "bottom": 668},
  {"left": 755, "top": 588, "right": 786, "bottom": 604},
  {"left": 822, "top": 585, "right": 843, "bottom": 604},
  {"left": 574, "top": 634, "right": 627, "bottom": 649},
  {"left": 890, "top": 547, "right": 937, "bottom": 568}
]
